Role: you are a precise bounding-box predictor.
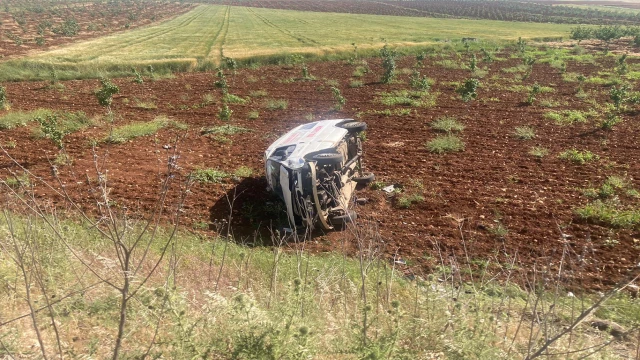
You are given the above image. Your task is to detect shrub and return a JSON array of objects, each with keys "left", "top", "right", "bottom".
[
  {"left": 610, "top": 85, "right": 629, "bottom": 111},
  {"left": 514, "top": 126, "right": 535, "bottom": 140},
  {"left": 380, "top": 44, "right": 396, "bottom": 84},
  {"left": 601, "top": 112, "right": 622, "bottom": 130},
  {"left": 35, "top": 114, "right": 65, "bottom": 149},
  {"left": 430, "top": 116, "right": 464, "bottom": 133},
  {"left": 558, "top": 149, "right": 599, "bottom": 164},
  {"left": 95, "top": 78, "right": 120, "bottom": 110},
  {"left": 132, "top": 68, "right": 143, "bottom": 84},
  {"left": 214, "top": 69, "right": 228, "bottom": 93},
  {"left": 456, "top": 78, "right": 479, "bottom": 102},
  {"left": 526, "top": 83, "right": 541, "bottom": 105},
  {"left": 349, "top": 80, "right": 364, "bottom": 88},
  {"left": 219, "top": 104, "right": 233, "bottom": 121},
  {"left": 409, "top": 70, "right": 431, "bottom": 91},
  {"left": 426, "top": 135, "right": 464, "bottom": 154}
]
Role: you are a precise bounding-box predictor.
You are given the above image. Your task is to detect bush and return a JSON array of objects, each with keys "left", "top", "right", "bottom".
[
  {"left": 35, "top": 114, "right": 65, "bottom": 149},
  {"left": 219, "top": 104, "right": 233, "bottom": 121},
  {"left": 456, "top": 78, "right": 479, "bottom": 102},
  {"left": 426, "top": 135, "right": 464, "bottom": 154},
  {"left": 95, "top": 78, "right": 120, "bottom": 109},
  {"left": 380, "top": 44, "right": 396, "bottom": 84}
]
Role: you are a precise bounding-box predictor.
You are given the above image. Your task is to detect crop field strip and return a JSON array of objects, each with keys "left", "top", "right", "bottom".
[
  {"left": 204, "top": 0, "right": 640, "bottom": 25},
  {"left": 0, "top": 5, "right": 575, "bottom": 81}
]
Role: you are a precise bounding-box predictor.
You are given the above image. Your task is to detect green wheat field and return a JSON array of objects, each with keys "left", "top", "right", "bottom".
[{"left": 1, "top": 4, "right": 573, "bottom": 81}]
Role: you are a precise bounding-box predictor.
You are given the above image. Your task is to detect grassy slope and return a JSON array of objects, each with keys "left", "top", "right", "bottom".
[
  {"left": 0, "top": 211, "right": 637, "bottom": 358},
  {"left": 0, "top": 5, "right": 574, "bottom": 81}
]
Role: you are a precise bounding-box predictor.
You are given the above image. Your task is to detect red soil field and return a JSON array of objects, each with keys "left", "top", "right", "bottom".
[
  {"left": 0, "top": 2, "right": 193, "bottom": 58},
  {"left": 0, "top": 49, "right": 638, "bottom": 292}
]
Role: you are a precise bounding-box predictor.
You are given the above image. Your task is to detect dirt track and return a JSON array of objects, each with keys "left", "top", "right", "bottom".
[{"left": 1, "top": 50, "right": 639, "bottom": 292}]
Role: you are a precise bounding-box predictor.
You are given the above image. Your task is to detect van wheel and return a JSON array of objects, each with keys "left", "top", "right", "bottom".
[
  {"left": 339, "top": 121, "right": 367, "bottom": 133},
  {"left": 330, "top": 210, "right": 357, "bottom": 226},
  {"left": 353, "top": 172, "right": 375, "bottom": 185}
]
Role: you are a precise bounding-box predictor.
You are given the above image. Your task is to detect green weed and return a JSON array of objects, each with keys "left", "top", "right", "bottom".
[
  {"left": 558, "top": 149, "right": 598, "bottom": 165},
  {"left": 426, "top": 134, "right": 465, "bottom": 154},
  {"left": 430, "top": 116, "right": 464, "bottom": 133}
]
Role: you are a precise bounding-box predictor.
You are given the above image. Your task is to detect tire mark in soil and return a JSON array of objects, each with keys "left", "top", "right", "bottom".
[
  {"left": 246, "top": 7, "right": 321, "bottom": 47},
  {"left": 203, "top": 5, "right": 230, "bottom": 64}
]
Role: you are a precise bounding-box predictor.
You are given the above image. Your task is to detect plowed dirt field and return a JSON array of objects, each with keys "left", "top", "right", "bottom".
[{"left": 1, "top": 50, "right": 639, "bottom": 292}]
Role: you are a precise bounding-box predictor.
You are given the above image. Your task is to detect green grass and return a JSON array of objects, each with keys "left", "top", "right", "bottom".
[
  {"left": 133, "top": 99, "right": 158, "bottom": 110},
  {"left": 377, "top": 90, "right": 437, "bottom": 108},
  {"left": 0, "top": 109, "right": 53, "bottom": 129},
  {"left": 543, "top": 109, "right": 595, "bottom": 125},
  {"left": 32, "top": 111, "right": 93, "bottom": 138},
  {"left": 189, "top": 168, "right": 230, "bottom": 183},
  {"left": 426, "top": 134, "right": 465, "bottom": 154},
  {"left": 430, "top": 116, "right": 464, "bottom": 133},
  {"left": 104, "top": 116, "right": 187, "bottom": 144},
  {"left": 264, "top": 99, "right": 288, "bottom": 110},
  {"left": 223, "top": 93, "right": 248, "bottom": 104},
  {"left": 514, "top": 126, "right": 535, "bottom": 140},
  {"left": 0, "top": 5, "right": 573, "bottom": 81},
  {"left": 576, "top": 200, "right": 640, "bottom": 228},
  {"left": 233, "top": 166, "right": 254, "bottom": 178},
  {"left": 201, "top": 124, "right": 251, "bottom": 136},
  {"left": 558, "top": 149, "right": 599, "bottom": 165},
  {"left": 529, "top": 146, "right": 549, "bottom": 159},
  {"left": 396, "top": 194, "right": 425, "bottom": 209},
  {"left": 0, "top": 208, "right": 635, "bottom": 358}
]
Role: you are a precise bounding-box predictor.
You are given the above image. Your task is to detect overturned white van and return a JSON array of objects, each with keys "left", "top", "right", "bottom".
[{"left": 264, "top": 119, "right": 374, "bottom": 230}]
